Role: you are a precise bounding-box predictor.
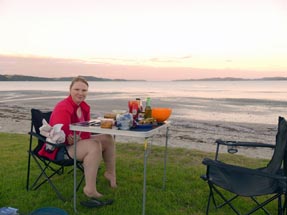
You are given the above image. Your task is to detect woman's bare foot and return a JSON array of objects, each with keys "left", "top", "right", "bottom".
[
  {"left": 83, "top": 186, "right": 103, "bottom": 198},
  {"left": 104, "top": 172, "right": 117, "bottom": 188}
]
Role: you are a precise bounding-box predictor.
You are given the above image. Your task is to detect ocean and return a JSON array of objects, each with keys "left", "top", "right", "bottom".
[
  {"left": 1, "top": 80, "right": 287, "bottom": 100},
  {"left": 1, "top": 80, "right": 287, "bottom": 125}
]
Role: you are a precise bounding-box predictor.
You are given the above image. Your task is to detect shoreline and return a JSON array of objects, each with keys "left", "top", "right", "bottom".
[{"left": 0, "top": 90, "right": 278, "bottom": 159}]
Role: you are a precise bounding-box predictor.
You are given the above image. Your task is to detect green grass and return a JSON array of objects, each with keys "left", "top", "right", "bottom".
[{"left": 0, "top": 132, "right": 277, "bottom": 215}]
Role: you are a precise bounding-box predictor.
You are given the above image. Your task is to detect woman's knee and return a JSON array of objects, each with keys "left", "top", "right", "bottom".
[
  {"left": 76, "top": 139, "right": 101, "bottom": 157},
  {"left": 103, "top": 134, "right": 114, "bottom": 144},
  {"left": 89, "top": 140, "right": 102, "bottom": 152}
]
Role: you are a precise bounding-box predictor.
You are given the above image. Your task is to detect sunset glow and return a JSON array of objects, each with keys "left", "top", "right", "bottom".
[{"left": 0, "top": 0, "right": 287, "bottom": 80}]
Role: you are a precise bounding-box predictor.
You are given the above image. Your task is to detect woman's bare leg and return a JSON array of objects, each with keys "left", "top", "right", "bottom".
[
  {"left": 68, "top": 139, "right": 103, "bottom": 198},
  {"left": 94, "top": 134, "right": 117, "bottom": 188}
]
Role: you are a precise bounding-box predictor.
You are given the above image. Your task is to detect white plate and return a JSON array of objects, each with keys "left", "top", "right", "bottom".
[{"left": 112, "top": 109, "right": 128, "bottom": 114}]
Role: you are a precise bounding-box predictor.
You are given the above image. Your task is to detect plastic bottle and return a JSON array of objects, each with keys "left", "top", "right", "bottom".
[
  {"left": 136, "top": 98, "right": 145, "bottom": 121},
  {"left": 144, "top": 97, "right": 152, "bottom": 119},
  {"left": 136, "top": 98, "right": 143, "bottom": 112},
  {"left": 131, "top": 102, "right": 139, "bottom": 120}
]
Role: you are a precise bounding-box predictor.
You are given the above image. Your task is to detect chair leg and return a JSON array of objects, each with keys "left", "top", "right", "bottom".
[
  {"left": 28, "top": 155, "right": 85, "bottom": 202},
  {"left": 30, "top": 155, "right": 67, "bottom": 201},
  {"left": 26, "top": 151, "right": 32, "bottom": 190},
  {"left": 250, "top": 196, "right": 270, "bottom": 215},
  {"left": 283, "top": 194, "right": 287, "bottom": 215},
  {"left": 26, "top": 132, "right": 34, "bottom": 190},
  {"left": 205, "top": 184, "right": 212, "bottom": 215},
  {"left": 279, "top": 195, "right": 283, "bottom": 215},
  {"left": 210, "top": 184, "right": 241, "bottom": 214},
  {"left": 246, "top": 194, "right": 280, "bottom": 215}
]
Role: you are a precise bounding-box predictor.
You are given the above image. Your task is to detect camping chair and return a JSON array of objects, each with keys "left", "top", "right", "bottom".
[
  {"left": 26, "top": 108, "right": 85, "bottom": 202},
  {"left": 201, "top": 116, "right": 287, "bottom": 215}
]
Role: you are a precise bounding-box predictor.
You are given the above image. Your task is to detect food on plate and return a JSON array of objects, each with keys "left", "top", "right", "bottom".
[{"left": 138, "top": 117, "right": 157, "bottom": 125}]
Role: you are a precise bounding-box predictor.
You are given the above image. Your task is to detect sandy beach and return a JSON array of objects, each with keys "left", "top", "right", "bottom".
[{"left": 0, "top": 90, "right": 279, "bottom": 159}]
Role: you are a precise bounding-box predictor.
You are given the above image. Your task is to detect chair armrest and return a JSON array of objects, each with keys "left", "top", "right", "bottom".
[
  {"left": 216, "top": 139, "right": 275, "bottom": 149},
  {"left": 214, "top": 139, "right": 275, "bottom": 159},
  {"left": 29, "top": 131, "right": 66, "bottom": 148}
]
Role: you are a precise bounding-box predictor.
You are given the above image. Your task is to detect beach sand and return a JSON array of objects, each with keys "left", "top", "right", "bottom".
[{"left": 0, "top": 90, "right": 278, "bottom": 159}]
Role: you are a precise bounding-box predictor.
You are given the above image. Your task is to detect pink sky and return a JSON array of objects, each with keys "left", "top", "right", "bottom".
[
  {"left": 1, "top": 55, "right": 285, "bottom": 81},
  {"left": 0, "top": 0, "right": 287, "bottom": 81}
]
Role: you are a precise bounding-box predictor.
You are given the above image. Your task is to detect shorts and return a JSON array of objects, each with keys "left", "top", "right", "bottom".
[{"left": 55, "top": 146, "right": 71, "bottom": 161}]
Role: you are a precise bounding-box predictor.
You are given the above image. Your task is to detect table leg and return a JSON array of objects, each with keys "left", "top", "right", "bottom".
[
  {"left": 73, "top": 131, "right": 77, "bottom": 213},
  {"left": 162, "top": 126, "right": 169, "bottom": 190},
  {"left": 142, "top": 138, "right": 149, "bottom": 215}
]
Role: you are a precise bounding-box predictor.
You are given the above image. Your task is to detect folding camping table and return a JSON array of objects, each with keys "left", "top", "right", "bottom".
[{"left": 70, "top": 121, "right": 170, "bottom": 215}]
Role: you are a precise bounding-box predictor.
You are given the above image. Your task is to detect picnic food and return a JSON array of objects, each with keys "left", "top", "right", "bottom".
[
  {"left": 100, "top": 119, "right": 114, "bottom": 129},
  {"left": 138, "top": 117, "right": 156, "bottom": 125},
  {"left": 104, "top": 113, "right": 117, "bottom": 120}
]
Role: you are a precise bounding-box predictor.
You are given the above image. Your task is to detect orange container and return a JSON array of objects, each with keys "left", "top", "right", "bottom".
[{"left": 151, "top": 108, "right": 172, "bottom": 123}]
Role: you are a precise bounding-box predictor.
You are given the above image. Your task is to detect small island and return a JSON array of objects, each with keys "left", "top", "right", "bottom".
[{"left": 174, "top": 77, "right": 287, "bottom": 81}]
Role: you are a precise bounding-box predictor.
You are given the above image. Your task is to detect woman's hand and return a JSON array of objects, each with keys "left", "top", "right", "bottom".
[{"left": 67, "top": 134, "right": 81, "bottom": 145}]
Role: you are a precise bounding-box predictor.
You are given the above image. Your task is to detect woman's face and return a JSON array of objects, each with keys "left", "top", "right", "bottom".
[{"left": 70, "top": 81, "right": 88, "bottom": 105}]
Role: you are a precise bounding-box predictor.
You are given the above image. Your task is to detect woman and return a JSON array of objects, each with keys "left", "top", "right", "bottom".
[{"left": 46, "top": 76, "right": 117, "bottom": 198}]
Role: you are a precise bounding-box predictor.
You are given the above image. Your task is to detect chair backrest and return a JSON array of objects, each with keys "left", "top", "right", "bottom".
[
  {"left": 30, "top": 108, "right": 52, "bottom": 152},
  {"left": 31, "top": 108, "right": 52, "bottom": 134},
  {"left": 264, "top": 116, "right": 287, "bottom": 174}
]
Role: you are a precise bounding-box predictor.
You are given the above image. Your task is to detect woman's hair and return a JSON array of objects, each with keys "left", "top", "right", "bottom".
[{"left": 70, "top": 76, "right": 89, "bottom": 90}]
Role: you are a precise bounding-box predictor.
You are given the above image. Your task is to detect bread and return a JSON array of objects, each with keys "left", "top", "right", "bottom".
[
  {"left": 100, "top": 119, "right": 114, "bottom": 129},
  {"left": 104, "top": 113, "right": 117, "bottom": 120}
]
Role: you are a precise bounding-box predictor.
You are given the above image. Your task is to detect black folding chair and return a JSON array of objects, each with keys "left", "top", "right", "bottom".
[
  {"left": 26, "top": 108, "right": 85, "bottom": 201},
  {"left": 201, "top": 116, "right": 287, "bottom": 215}
]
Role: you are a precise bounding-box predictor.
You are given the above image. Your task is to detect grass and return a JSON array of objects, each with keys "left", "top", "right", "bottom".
[{"left": 0, "top": 132, "right": 277, "bottom": 215}]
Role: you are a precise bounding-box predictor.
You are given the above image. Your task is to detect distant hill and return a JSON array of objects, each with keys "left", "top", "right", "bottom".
[
  {"left": 174, "top": 77, "right": 287, "bottom": 81},
  {"left": 0, "top": 74, "right": 145, "bottom": 82}
]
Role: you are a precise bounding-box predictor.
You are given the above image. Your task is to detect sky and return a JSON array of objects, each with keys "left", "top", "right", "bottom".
[{"left": 0, "top": 0, "right": 287, "bottom": 81}]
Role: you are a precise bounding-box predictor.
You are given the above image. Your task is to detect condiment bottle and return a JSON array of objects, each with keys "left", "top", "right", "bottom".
[
  {"left": 131, "top": 102, "right": 139, "bottom": 121},
  {"left": 144, "top": 97, "right": 152, "bottom": 119},
  {"left": 136, "top": 98, "right": 143, "bottom": 112}
]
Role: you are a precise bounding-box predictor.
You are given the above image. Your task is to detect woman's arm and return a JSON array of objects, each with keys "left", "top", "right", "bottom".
[{"left": 50, "top": 105, "right": 74, "bottom": 144}]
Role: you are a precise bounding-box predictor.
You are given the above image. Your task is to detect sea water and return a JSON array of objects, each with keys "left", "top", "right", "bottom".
[
  {"left": 1, "top": 81, "right": 287, "bottom": 124},
  {"left": 1, "top": 80, "right": 287, "bottom": 100}
]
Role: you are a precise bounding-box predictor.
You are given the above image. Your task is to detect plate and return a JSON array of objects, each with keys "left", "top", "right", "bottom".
[
  {"left": 131, "top": 124, "right": 153, "bottom": 131},
  {"left": 137, "top": 124, "right": 153, "bottom": 128},
  {"left": 112, "top": 109, "right": 128, "bottom": 115}
]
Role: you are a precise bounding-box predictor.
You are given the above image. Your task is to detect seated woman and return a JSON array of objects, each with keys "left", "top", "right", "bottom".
[{"left": 41, "top": 76, "right": 117, "bottom": 199}]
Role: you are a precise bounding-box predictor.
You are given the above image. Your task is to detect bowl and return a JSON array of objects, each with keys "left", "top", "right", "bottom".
[
  {"left": 151, "top": 108, "right": 172, "bottom": 123},
  {"left": 30, "top": 207, "right": 68, "bottom": 215}
]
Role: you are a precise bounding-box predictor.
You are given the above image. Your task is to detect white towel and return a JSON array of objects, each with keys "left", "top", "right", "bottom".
[{"left": 39, "top": 119, "right": 66, "bottom": 151}]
